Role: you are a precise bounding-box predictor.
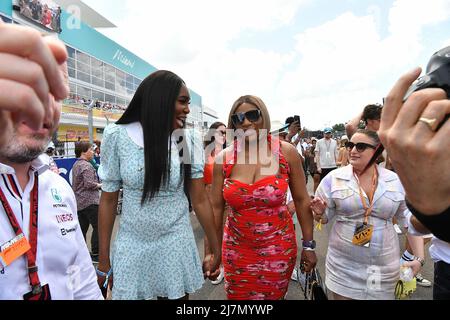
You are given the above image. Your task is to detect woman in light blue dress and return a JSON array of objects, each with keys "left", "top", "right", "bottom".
[{"left": 96, "top": 70, "right": 221, "bottom": 300}]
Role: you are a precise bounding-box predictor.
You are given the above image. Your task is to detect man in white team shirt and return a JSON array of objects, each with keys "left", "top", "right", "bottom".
[
  {"left": 315, "top": 127, "right": 339, "bottom": 182},
  {"left": 0, "top": 22, "right": 102, "bottom": 300}
]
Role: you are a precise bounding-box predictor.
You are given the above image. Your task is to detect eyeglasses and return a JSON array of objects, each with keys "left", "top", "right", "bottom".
[
  {"left": 345, "top": 142, "right": 377, "bottom": 152},
  {"left": 231, "top": 109, "right": 261, "bottom": 126},
  {"left": 217, "top": 130, "right": 226, "bottom": 136}
]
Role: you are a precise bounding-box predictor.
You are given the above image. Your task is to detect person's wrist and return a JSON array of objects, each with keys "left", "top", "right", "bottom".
[
  {"left": 413, "top": 256, "right": 425, "bottom": 267},
  {"left": 312, "top": 212, "right": 321, "bottom": 219},
  {"left": 406, "top": 197, "right": 449, "bottom": 216},
  {"left": 302, "top": 239, "right": 316, "bottom": 251},
  {"left": 98, "top": 258, "right": 110, "bottom": 270},
  {"left": 96, "top": 266, "right": 112, "bottom": 277}
]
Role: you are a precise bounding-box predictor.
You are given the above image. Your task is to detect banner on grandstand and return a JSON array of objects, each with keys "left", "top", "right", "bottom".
[
  {"left": 62, "top": 105, "right": 89, "bottom": 116},
  {"left": 61, "top": 104, "right": 123, "bottom": 121},
  {"left": 57, "top": 124, "right": 97, "bottom": 142},
  {"left": 92, "top": 109, "right": 123, "bottom": 121}
]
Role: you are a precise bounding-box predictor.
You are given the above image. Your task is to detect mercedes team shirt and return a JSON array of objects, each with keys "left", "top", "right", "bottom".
[{"left": 0, "top": 156, "right": 103, "bottom": 300}]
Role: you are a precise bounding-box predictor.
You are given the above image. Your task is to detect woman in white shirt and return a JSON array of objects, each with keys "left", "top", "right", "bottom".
[{"left": 311, "top": 130, "right": 424, "bottom": 300}]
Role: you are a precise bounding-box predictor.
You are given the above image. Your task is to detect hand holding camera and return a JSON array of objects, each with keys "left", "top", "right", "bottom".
[{"left": 378, "top": 46, "right": 450, "bottom": 218}]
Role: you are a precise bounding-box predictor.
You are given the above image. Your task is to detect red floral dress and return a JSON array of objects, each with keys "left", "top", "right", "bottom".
[{"left": 222, "top": 135, "right": 297, "bottom": 300}]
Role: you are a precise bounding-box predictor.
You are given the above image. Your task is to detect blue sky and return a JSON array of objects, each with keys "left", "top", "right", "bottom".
[{"left": 83, "top": 0, "right": 450, "bottom": 130}]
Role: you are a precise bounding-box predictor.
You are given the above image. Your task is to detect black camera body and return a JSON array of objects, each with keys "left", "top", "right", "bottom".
[
  {"left": 404, "top": 46, "right": 450, "bottom": 100},
  {"left": 404, "top": 46, "right": 450, "bottom": 129}
]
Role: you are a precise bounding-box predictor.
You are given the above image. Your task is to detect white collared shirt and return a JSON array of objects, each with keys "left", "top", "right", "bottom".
[
  {"left": 0, "top": 158, "right": 103, "bottom": 300},
  {"left": 316, "top": 164, "right": 410, "bottom": 226}
]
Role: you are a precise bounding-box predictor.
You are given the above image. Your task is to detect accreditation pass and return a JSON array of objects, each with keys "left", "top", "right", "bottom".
[{"left": 0, "top": 233, "right": 31, "bottom": 269}]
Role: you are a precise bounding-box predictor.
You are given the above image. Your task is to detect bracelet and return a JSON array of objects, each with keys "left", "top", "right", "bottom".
[
  {"left": 96, "top": 267, "right": 113, "bottom": 288},
  {"left": 413, "top": 256, "right": 425, "bottom": 267},
  {"left": 96, "top": 267, "right": 113, "bottom": 277}
]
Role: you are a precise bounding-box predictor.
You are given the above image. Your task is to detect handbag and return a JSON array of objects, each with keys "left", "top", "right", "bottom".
[{"left": 298, "top": 266, "right": 328, "bottom": 300}]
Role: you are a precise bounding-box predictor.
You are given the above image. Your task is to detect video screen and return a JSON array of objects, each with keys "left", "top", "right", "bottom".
[{"left": 18, "top": 0, "right": 61, "bottom": 32}]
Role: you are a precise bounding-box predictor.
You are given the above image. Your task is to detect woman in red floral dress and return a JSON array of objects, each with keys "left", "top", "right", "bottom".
[{"left": 210, "top": 95, "right": 317, "bottom": 300}]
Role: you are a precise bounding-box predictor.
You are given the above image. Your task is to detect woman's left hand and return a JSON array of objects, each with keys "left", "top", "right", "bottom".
[
  {"left": 300, "top": 250, "right": 317, "bottom": 273},
  {"left": 202, "top": 253, "right": 222, "bottom": 280},
  {"left": 202, "top": 254, "right": 213, "bottom": 279},
  {"left": 402, "top": 259, "right": 422, "bottom": 276}
]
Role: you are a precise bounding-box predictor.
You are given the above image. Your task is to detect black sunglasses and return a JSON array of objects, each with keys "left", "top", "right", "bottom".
[
  {"left": 345, "top": 142, "right": 377, "bottom": 152},
  {"left": 231, "top": 109, "right": 261, "bottom": 126}
]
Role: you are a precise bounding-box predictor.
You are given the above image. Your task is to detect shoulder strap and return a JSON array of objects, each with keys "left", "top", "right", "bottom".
[{"left": 222, "top": 139, "right": 237, "bottom": 178}]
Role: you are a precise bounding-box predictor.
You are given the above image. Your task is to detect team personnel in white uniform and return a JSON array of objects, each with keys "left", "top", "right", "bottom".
[
  {"left": 0, "top": 159, "right": 102, "bottom": 299},
  {"left": 0, "top": 21, "right": 102, "bottom": 300}
]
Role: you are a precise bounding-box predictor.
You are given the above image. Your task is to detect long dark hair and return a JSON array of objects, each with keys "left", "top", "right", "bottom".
[
  {"left": 204, "top": 121, "right": 226, "bottom": 157},
  {"left": 116, "top": 70, "right": 191, "bottom": 204}
]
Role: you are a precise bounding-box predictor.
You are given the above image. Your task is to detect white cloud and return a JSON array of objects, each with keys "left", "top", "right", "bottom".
[
  {"left": 442, "top": 38, "right": 450, "bottom": 48},
  {"left": 180, "top": 48, "right": 295, "bottom": 119},
  {"left": 86, "top": 0, "right": 450, "bottom": 129},
  {"left": 91, "top": 0, "right": 308, "bottom": 122},
  {"left": 98, "top": 0, "right": 305, "bottom": 66},
  {"left": 274, "top": 12, "right": 393, "bottom": 129},
  {"left": 272, "top": 0, "right": 450, "bottom": 129},
  {"left": 389, "top": 0, "right": 450, "bottom": 35}
]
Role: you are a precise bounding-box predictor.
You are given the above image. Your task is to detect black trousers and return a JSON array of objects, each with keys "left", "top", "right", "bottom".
[
  {"left": 319, "top": 167, "right": 337, "bottom": 182},
  {"left": 434, "top": 261, "right": 450, "bottom": 300},
  {"left": 78, "top": 204, "right": 99, "bottom": 255}
]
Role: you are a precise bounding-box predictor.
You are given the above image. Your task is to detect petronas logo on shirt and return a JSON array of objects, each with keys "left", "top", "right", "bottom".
[{"left": 51, "top": 188, "right": 62, "bottom": 203}]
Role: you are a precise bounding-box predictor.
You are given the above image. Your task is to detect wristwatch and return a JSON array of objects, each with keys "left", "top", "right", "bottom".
[
  {"left": 413, "top": 256, "right": 425, "bottom": 267},
  {"left": 302, "top": 240, "right": 316, "bottom": 251}
]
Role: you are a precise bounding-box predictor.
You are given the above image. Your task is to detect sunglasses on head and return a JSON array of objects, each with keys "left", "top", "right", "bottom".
[
  {"left": 345, "top": 142, "right": 377, "bottom": 152},
  {"left": 231, "top": 109, "right": 261, "bottom": 126}
]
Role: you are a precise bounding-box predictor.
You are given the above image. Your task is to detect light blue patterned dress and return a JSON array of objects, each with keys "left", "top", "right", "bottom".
[{"left": 98, "top": 123, "right": 205, "bottom": 300}]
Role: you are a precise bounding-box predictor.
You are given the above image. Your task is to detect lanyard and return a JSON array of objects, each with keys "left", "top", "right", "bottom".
[
  {"left": 354, "top": 167, "right": 378, "bottom": 225},
  {"left": 325, "top": 139, "right": 332, "bottom": 152},
  {"left": 0, "top": 172, "right": 41, "bottom": 294}
]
